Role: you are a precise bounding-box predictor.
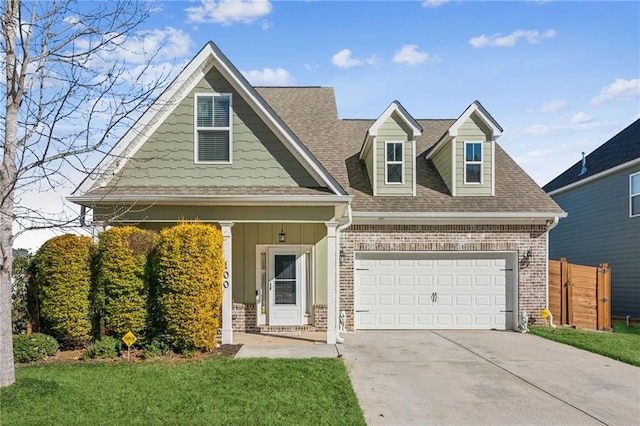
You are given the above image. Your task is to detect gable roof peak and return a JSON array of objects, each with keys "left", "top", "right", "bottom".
[
  {"left": 368, "top": 100, "right": 423, "bottom": 137},
  {"left": 73, "top": 40, "right": 347, "bottom": 197}
]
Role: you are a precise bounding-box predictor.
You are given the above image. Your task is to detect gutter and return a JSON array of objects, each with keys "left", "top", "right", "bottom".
[
  {"left": 544, "top": 215, "right": 561, "bottom": 319},
  {"left": 67, "top": 194, "right": 353, "bottom": 207}
]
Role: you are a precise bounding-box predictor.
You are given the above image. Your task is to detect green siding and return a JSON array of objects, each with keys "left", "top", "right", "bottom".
[
  {"left": 113, "top": 67, "right": 317, "bottom": 188},
  {"left": 431, "top": 139, "right": 453, "bottom": 193},
  {"left": 362, "top": 138, "right": 374, "bottom": 189},
  {"left": 375, "top": 113, "right": 413, "bottom": 196},
  {"left": 455, "top": 113, "right": 493, "bottom": 196}
]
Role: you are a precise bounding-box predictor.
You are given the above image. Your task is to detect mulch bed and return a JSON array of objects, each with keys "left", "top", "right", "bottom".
[{"left": 19, "top": 345, "right": 242, "bottom": 366}]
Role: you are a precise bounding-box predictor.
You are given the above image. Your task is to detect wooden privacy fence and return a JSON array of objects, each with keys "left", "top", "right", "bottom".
[{"left": 549, "top": 258, "right": 611, "bottom": 331}]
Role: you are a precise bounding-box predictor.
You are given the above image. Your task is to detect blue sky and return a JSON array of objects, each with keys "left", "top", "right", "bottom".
[{"left": 12, "top": 0, "right": 640, "bottom": 249}]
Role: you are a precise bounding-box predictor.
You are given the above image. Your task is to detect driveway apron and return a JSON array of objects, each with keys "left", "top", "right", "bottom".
[{"left": 340, "top": 330, "right": 640, "bottom": 426}]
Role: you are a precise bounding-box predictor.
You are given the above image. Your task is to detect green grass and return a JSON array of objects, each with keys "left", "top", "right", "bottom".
[
  {"left": 529, "top": 320, "right": 640, "bottom": 367},
  {"left": 0, "top": 358, "right": 365, "bottom": 426}
]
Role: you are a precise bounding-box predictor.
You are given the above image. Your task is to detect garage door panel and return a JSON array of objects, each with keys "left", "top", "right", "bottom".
[{"left": 355, "top": 252, "right": 513, "bottom": 330}]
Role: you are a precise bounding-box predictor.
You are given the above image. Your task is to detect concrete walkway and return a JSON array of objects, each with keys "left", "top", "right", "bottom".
[
  {"left": 339, "top": 330, "right": 640, "bottom": 426},
  {"left": 234, "top": 332, "right": 340, "bottom": 358}
]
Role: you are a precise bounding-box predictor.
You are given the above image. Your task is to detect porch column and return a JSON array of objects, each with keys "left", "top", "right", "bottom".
[
  {"left": 326, "top": 222, "right": 338, "bottom": 344},
  {"left": 220, "top": 222, "right": 234, "bottom": 345}
]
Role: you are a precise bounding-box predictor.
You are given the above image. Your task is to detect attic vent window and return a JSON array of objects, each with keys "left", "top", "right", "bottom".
[
  {"left": 195, "top": 93, "right": 232, "bottom": 163},
  {"left": 631, "top": 172, "right": 640, "bottom": 217},
  {"left": 464, "top": 142, "right": 483, "bottom": 184}
]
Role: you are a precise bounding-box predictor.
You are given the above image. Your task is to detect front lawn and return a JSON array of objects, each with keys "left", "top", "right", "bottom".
[
  {"left": 0, "top": 358, "right": 365, "bottom": 425},
  {"left": 529, "top": 320, "right": 640, "bottom": 367}
]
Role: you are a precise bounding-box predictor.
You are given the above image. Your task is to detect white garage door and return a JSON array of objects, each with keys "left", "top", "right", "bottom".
[{"left": 355, "top": 252, "right": 515, "bottom": 330}]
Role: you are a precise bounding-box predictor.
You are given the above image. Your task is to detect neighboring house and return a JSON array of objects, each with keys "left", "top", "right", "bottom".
[
  {"left": 543, "top": 119, "right": 640, "bottom": 318},
  {"left": 69, "top": 42, "right": 565, "bottom": 344}
]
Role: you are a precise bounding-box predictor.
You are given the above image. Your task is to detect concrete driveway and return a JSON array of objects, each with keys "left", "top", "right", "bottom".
[{"left": 340, "top": 330, "right": 640, "bottom": 425}]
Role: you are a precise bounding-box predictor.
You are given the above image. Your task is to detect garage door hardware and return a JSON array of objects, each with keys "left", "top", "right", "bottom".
[
  {"left": 356, "top": 310, "right": 370, "bottom": 313},
  {"left": 431, "top": 292, "right": 438, "bottom": 303}
]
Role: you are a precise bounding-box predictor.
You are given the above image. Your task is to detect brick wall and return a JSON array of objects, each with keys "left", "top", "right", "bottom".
[
  {"left": 232, "top": 303, "right": 327, "bottom": 331},
  {"left": 339, "top": 224, "right": 548, "bottom": 331},
  {"left": 232, "top": 303, "right": 257, "bottom": 332}
]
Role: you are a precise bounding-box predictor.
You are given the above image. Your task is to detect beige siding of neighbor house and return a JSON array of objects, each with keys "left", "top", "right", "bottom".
[
  {"left": 112, "top": 67, "right": 318, "bottom": 188},
  {"left": 375, "top": 114, "right": 413, "bottom": 196},
  {"left": 431, "top": 139, "right": 453, "bottom": 194},
  {"left": 455, "top": 114, "right": 493, "bottom": 196}
]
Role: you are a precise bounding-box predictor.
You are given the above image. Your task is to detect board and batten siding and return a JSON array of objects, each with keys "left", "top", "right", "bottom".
[
  {"left": 549, "top": 164, "right": 640, "bottom": 317},
  {"left": 431, "top": 139, "right": 453, "bottom": 193},
  {"left": 112, "top": 67, "right": 317, "bottom": 188},
  {"left": 455, "top": 115, "right": 492, "bottom": 196},
  {"left": 375, "top": 114, "right": 413, "bottom": 195}
]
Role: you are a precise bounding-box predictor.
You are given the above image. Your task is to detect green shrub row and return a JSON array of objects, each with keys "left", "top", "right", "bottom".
[
  {"left": 26, "top": 223, "right": 225, "bottom": 353},
  {"left": 13, "top": 333, "right": 59, "bottom": 363}
]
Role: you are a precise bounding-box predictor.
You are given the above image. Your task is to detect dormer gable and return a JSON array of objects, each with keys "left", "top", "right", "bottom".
[
  {"left": 359, "top": 101, "right": 422, "bottom": 196},
  {"left": 73, "top": 41, "right": 346, "bottom": 197},
  {"left": 427, "top": 101, "right": 502, "bottom": 197}
]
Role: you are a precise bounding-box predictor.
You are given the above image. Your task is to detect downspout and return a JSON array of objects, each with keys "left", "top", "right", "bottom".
[
  {"left": 335, "top": 203, "right": 352, "bottom": 344},
  {"left": 544, "top": 216, "right": 560, "bottom": 320}
]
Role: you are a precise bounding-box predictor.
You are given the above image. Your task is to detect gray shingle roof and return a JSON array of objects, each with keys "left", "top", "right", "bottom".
[
  {"left": 543, "top": 119, "right": 640, "bottom": 193},
  {"left": 257, "top": 87, "right": 563, "bottom": 214}
]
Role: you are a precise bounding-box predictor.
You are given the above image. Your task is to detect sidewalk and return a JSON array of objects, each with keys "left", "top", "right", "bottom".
[{"left": 233, "top": 332, "right": 341, "bottom": 358}]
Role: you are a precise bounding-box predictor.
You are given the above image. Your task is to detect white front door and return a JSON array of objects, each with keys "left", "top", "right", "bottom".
[{"left": 268, "top": 247, "right": 303, "bottom": 326}]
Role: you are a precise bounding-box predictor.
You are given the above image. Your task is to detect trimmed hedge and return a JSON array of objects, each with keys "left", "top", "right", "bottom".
[
  {"left": 13, "top": 333, "right": 58, "bottom": 363},
  {"left": 152, "top": 223, "right": 225, "bottom": 352},
  {"left": 32, "top": 235, "right": 94, "bottom": 348},
  {"left": 94, "top": 227, "right": 157, "bottom": 342}
]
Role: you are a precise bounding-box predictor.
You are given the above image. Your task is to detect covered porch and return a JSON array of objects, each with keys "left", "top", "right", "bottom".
[{"left": 85, "top": 199, "right": 350, "bottom": 345}]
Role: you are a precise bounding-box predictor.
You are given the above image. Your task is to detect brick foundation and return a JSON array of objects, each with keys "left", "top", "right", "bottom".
[
  {"left": 339, "top": 224, "right": 548, "bottom": 331},
  {"left": 231, "top": 303, "right": 326, "bottom": 332}
]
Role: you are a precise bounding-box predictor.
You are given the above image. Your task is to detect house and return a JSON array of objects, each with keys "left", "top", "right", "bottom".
[
  {"left": 68, "top": 41, "right": 565, "bottom": 344},
  {"left": 543, "top": 119, "right": 640, "bottom": 318}
]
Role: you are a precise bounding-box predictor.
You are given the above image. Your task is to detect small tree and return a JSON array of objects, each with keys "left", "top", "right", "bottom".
[
  {"left": 94, "top": 227, "right": 157, "bottom": 342},
  {"left": 152, "top": 223, "right": 224, "bottom": 352},
  {"left": 32, "top": 234, "right": 93, "bottom": 348}
]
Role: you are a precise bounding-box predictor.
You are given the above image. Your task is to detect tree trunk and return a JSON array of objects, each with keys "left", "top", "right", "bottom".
[{"left": 0, "top": 0, "right": 19, "bottom": 387}]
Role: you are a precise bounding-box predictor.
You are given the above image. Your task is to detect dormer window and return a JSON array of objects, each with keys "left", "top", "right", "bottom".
[
  {"left": 385, "top": 141, "right": 403, "bottom": 184},
  {"left": 195, "top": 93, "right": 232, "bottom": 163},
  {"left": 464, "top": 142, "right": 483, "bottom": 184}
]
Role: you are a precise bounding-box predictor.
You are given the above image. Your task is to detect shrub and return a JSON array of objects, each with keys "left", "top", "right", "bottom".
[
  {"left": 93, "top": 227, "right": 157, "bottom": 342},
  {"left": 13, "top": 333, "right": 58, "bottom": 363},
  {"left": 11, "top": 249, "right": 33, "bottom": 334},
  {"left": 151, "top": 223, "right": 224, "bottom": 352},
  {"left": 84, "top": 336, "right": 121, "bottom": 359},
  {"left": 143, "top": 337, "right": 169, "bottom": 359},
  {"left": 32, "top": 235, "right": 94, "bottom": 348}
]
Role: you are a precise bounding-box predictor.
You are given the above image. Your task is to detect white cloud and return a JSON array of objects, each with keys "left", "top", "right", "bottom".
[
  {"left": 539, "top": 98, "right": 568, "bottom": 113},
  {"left": 469, "top": 29, "right": 556, "bottom": 48},
  {"left": 331, "top": 49, "right": 363, "bottom": 69},
  {"left": 523, "top": 124, "right": 551, "bottom": 135},
  {"left": 570, "top": 112, "right": 593, "bottom": 124},
  {"left": 590, "top": 78, "right": 640, "bottom": 105},
  {"left": 392, "top": 44, "right": 430, "bottom": 65},
  {"left": 96, "top": 27, "right": 193, "bottom": 65},
  {"left": 422, "top": 0, "right": 448, "bottom": 8},
  {"left": 186, "top": 0, "right": 273, "bottom": 25},
  {"left": 365, "top": 53, "right": 381, "bottom": 66},
  {"left": 261, "top": 20, "right": 273, "bottom": 30},
  {"left": 241, "top": 68, "right": 294, "bottom": 86}
]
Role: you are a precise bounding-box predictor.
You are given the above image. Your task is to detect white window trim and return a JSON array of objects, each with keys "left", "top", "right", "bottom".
[
  {"left": 630, "top": 171, "right": 640, "bottom": 218},
  {"left": 193, "top": 92, "right": 233, "bottom": 164},
  {"left": 464, "top": 141, "right": 483, "bottom": 185},
  {"left": 385, "top": 140, "right": 404, "bottom": 185}
]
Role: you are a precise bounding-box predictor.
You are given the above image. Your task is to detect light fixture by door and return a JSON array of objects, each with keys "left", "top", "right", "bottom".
[{"left": 278, "top": 225, "right": 286, "bottom": 243}]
